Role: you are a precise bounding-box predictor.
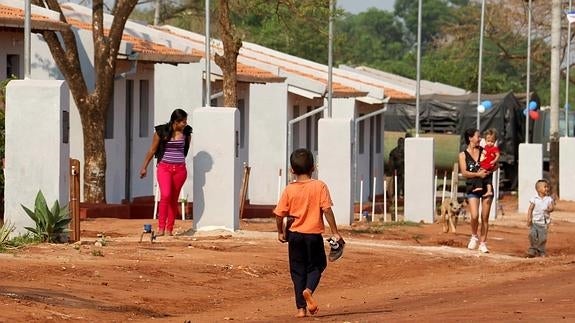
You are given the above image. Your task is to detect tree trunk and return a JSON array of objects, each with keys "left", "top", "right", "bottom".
[
  {"left": 549, "top": 140, "right": 559, "bottom": 198},
  {"left": 78, "top": 99, "right": 107, "bottom": 202},
  {"left": 214, "top": 0, "right": 241, "bottom": 108}
]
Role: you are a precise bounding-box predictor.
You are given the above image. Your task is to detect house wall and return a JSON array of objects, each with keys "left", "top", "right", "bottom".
[
  {"left": 247, "top": 82, "right": 288, "bottom": 205},
  {"left": 104, "top": 64, "right": 155, "bottom": 203}
]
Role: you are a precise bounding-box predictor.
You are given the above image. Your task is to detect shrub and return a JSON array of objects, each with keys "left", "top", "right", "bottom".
[{"left": 21, "top": 190, "right": 70, "bottom": 243}]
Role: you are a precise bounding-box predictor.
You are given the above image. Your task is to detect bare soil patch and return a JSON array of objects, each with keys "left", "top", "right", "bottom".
[{"left": 1, "top": 195, "right": 575, "bottom": 322}]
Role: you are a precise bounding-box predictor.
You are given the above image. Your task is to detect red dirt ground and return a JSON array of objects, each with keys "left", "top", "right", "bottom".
[{"left": 1, "top": 195, "right": 575, "bottom": 322}]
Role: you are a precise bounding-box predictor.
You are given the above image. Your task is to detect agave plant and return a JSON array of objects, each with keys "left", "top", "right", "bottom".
[
  {"left": 21, "top": 190, "right": 70, "bottom": 243},
  {"left": 0, "top": 221, "right": 15, "bottom": 247}
]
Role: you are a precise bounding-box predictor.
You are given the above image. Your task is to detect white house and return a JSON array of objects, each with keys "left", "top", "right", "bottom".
[
  {"left": 0, "top": 0, "right": 202, "bottom": 205},
  {"left": 3, "top": 1, "right": 445, "bottom": 218},
  {"left": 58, "top": 3, "right": 288, "bottom": 207},
  {"left": 1, "top": 1, "right": 288, "bottom": 208}
]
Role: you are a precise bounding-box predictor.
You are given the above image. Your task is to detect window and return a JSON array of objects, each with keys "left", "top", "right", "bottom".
[
  {"left": 6, "top": 54, "right": 19, "bottom": 78},
  {"left": 238, "top": 99, "right": 245, "bottom": 148},
  {"left": 139, "top": 80, "right": 149, "bottom": 137},
  {"left": 105, "top": 89, "right": 115, "bottom": 139}
]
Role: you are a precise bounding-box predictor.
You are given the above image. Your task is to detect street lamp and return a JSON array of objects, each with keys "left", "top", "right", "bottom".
[
  {"left": 476, "top": 0, "right": 486, "bottom": 129},
  {"left": 327, "top": 0, "right": 334, "bottom": 118},
  {"left": 205, "top": 0, "right": 211, "bottom": 107},
  {"left": 525, "top": 0, "right": 532, "bottom": 143},
  {"left": 566, "top": 0, "right": 573, "bottom": 138},
  {"left": 24, "top": 0, "right": 31, "bottom": 79},
  {"left": 415, "top": 0, "right": 422, "bottom": 137}
]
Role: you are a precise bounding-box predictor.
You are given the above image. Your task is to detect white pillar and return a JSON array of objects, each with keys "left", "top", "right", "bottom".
[
  {"left": 518, "top": 143, "right": 542, "bottom": 213},
  {"left": 192, "top": 107, "right": 240, "bottom": 231},
  {"left": 318, "top": 118, "right": 353, "bottom": 226},
  {"left": 4, "top": 80, "right": 70, "bottom": 236},
  {"left": 559, "top": 137, "right": 575, "bottom": 201},
  {"left": 404, "top": 137, "right": 435, "bottom": 223}
]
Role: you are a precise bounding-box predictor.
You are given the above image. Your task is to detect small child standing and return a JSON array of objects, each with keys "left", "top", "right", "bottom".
[
  {"left": 274, "top": 148, "right": 343, "bottom": 318},
  {"left": 470, "top": 128, "right": 500, "bottom": 196},
  {"left": 526, "top": 179, "right": 554, "bottom": 258}
]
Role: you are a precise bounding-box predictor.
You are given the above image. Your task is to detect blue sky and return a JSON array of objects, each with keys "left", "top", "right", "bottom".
[{"left": 338, "top": 0, "right": 395, "bottom": 14}]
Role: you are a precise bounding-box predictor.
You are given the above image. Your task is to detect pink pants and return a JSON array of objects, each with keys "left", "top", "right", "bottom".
[{"left": 157, "top": 162, "right": 187, "bottom": 232}]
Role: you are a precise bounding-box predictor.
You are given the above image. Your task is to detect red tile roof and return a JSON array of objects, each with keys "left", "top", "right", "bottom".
[
  {"left": 242, "top": 46, "right": 411, "bottom": 100},
  {"left": 156, "top": 26, "right": 361, "bottom": 95},
  {"left": 66, "top": 18, "right": 201, "bottom": 64},
  {"left": 0, "top": 4, "right": 69, "bottom": 31},
  {"left": 153, "top": 26, "right": 285, "bottom": 84}
]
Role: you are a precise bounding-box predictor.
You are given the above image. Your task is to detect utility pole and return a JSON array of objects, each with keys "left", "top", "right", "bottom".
[
  {"left": 550, "top": 0, "right": 561, "bottom": 198},
  {"left": 476, "top": 0, "right": 486, "bottom": 129},
  {"left": 415, "top": 0, "right": 422, "bottom": 137}
]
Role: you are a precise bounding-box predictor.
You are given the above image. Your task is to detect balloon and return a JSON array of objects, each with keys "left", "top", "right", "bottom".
[
  {"left": 529, "top": 101, "right": 538, "bottom": 111},
  {"left": 529, "top": 110, "right": 540, "bottom": 120},
  {"left": 481, "top": 100, "right": 493, "bottom": 109},
  {"left": 477, "top": 105, "right": 485, "bottom": 113}
]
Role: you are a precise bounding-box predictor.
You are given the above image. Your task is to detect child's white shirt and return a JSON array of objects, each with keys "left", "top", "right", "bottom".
[{"left": 529, "top": 195, "right": 553, "bottom": 225}]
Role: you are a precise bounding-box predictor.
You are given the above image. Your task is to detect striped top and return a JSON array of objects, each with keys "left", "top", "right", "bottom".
[{"left": 161, "top": 138, "right": 185, "bottom": 164}]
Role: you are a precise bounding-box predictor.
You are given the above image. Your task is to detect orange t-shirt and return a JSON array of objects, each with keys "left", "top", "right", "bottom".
[{"left": 273, "top": 179, "right": 333, "bottom": 234}]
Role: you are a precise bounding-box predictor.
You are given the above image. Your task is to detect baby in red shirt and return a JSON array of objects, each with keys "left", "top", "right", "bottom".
[{"left": 471, "top": 128, "right": 500, "bottom": 196}]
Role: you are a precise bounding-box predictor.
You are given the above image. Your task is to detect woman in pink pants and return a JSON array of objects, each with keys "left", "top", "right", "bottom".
[{"left": 140, "top": 109, "right": 192, "bottom": 236}]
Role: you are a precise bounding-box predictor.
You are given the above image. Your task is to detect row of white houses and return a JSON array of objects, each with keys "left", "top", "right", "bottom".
[{"left": 0, "top": 1, "right": 470, "bottom": 223}]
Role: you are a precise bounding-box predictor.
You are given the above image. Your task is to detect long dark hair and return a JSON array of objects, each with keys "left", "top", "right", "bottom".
[
  {"left": 163, "top": 108, "right": 187, "bottom": 140},
  {"left": 464, "top": 128, "right": 479, "bottom": 145}
]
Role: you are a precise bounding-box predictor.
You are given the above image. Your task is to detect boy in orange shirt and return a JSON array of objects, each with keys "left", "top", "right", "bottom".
[{"left": 274, "top": 148, "right": 343, "bottom": 318}]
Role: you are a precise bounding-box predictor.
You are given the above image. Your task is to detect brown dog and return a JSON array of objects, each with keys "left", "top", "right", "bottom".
[{"left": 440, "top": 197, "right": 466, "bottom": 233}]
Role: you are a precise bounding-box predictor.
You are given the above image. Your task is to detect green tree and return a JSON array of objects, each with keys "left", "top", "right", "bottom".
[
  {"left": 337, "top": 9, "right": 408, "bottom": 66},
  {"left": 423, "top": 1, "right": 552, "bottom": 99},
  {"left": 393, "top": 0, "right": 468, "bottom": 48}
]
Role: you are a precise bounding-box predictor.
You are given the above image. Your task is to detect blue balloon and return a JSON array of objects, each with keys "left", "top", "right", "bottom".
[
  {"left": 529, "top": 101, "right": 538, "bottom": 110},
  {"left": 481, "top": 100, "right": 493, "bottom": 109}
]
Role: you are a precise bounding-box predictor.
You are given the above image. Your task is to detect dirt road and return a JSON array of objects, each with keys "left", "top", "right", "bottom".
[{"left": 1, "top": 196, "right": 574, "bottom": 322}]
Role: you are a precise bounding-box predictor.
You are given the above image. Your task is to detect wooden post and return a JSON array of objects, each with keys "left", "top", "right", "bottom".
[
  {"left": 69, "top": 158, "right": 81, "bottom": 242},
  {"left": 451, "top": 162, "right": 459, "bottom": 199},
  {"left": 239, "top": 163, "right": 251, "bottom": 219}
]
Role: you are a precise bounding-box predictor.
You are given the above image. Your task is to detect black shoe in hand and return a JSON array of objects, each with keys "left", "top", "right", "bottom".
[{"left": 327, "top": 237, "right": 345, "bottom": 262}]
